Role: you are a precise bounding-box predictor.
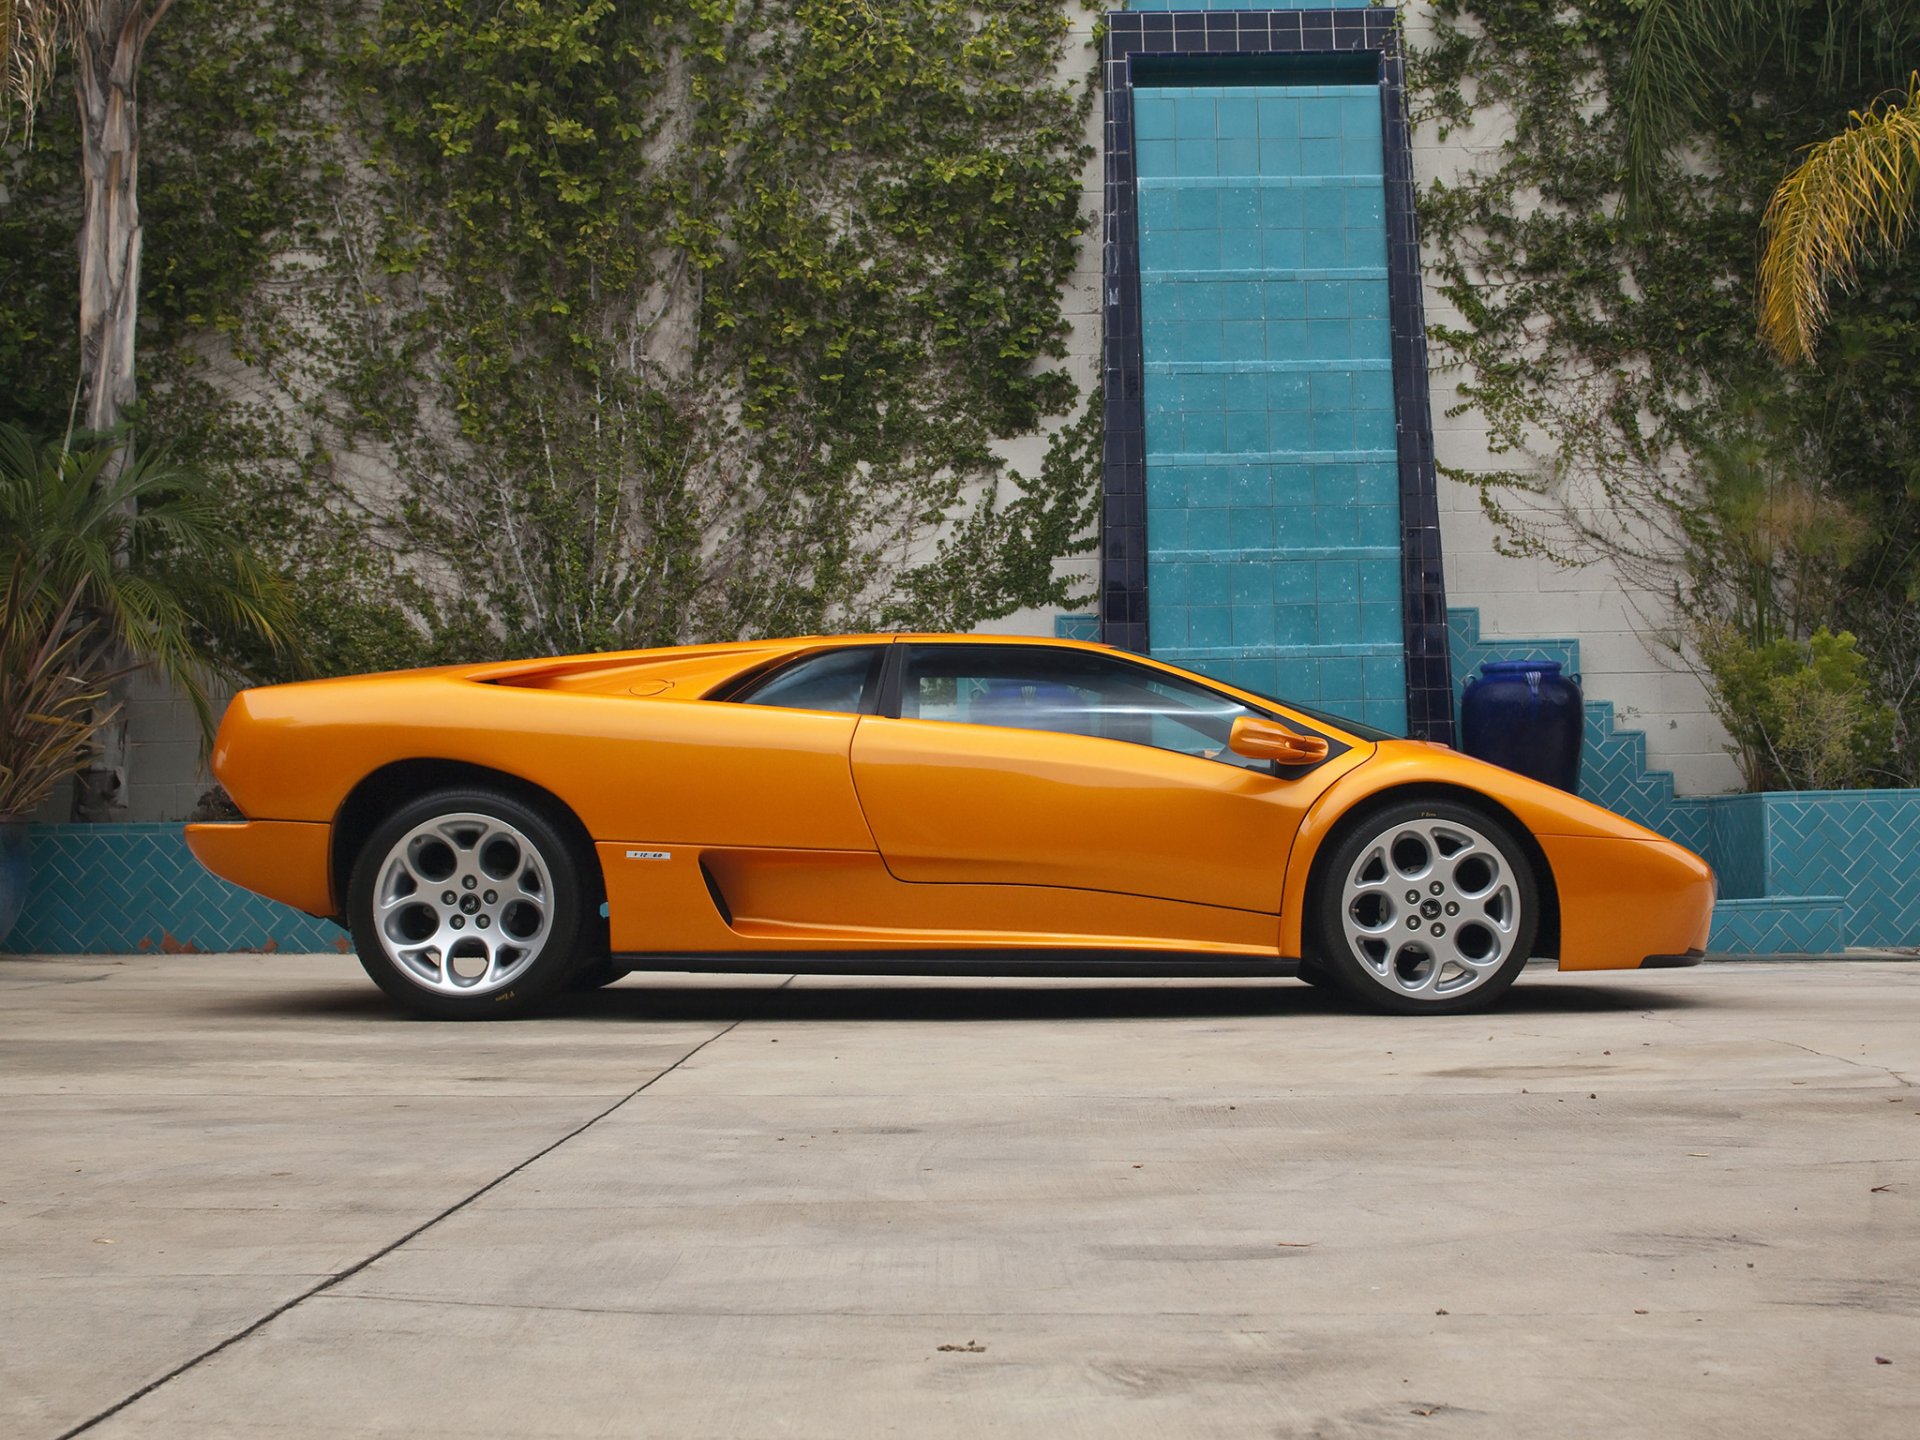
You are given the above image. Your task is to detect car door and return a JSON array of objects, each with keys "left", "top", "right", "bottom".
[{"left": 849, "top": 643, "right": 1353, "bottom": 914}]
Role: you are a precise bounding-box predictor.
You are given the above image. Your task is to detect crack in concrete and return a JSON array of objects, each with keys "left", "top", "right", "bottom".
[
  {"left": 1761, "top": 1036, "right": 1916, "bottom": 1090},
  {"left": 51, "top": 979, "right": 791, "bottom": 1440}
]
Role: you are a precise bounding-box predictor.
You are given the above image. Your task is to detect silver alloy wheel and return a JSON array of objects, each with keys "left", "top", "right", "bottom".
[
  {"left": 370, "top": 812, "right": 555, "bottom": 996},
  {"left": 1338, "top": 815, "right": 1521, "bottom": 1002}
]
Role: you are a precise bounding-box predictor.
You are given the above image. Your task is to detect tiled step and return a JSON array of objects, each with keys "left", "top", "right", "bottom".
[{"left": 1708, "top": 896, "right": 1849, "bottom": 955}]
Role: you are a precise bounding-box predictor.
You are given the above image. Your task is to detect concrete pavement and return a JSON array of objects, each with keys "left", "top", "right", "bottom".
[{"left": 1, "top": 953, "right": 1915, "bottom": 1438}]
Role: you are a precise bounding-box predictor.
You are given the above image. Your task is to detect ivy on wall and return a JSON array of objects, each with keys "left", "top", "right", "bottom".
[
  {"left": 0, "top": 0, "right": 1101, "bottom": 677},
  {"left": 1409, "top": 0, "right": 1920, "bottom": 786}
]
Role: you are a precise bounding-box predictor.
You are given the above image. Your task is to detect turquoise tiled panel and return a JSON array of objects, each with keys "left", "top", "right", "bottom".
[
  {"left": 1708, "top": 897, "right": 1848, "bottom": 955},
  {"left": 1447, "top": 606, "right": 1920, "bottom": 953},
  {"left": 1054, "top": 612, "right": 1101, "bottom": 642},
  {"left": 7, "top": 823, "right": 347, "bottom": 955},
  {"left": 1138, "top": 81, "right": 1403, "bottom": 733},
  {"left": 1706, "top": 794, "right": 1767, "bottom": 899},
  {"left": 1752, "top": 792, "right": 1920, "bottom": 946}
]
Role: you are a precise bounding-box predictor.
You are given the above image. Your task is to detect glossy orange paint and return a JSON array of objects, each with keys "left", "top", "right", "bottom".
[
  {"left": 588, "top": 844, "right": 1280, "bottom": 956},
  {"left": 1538, "top": 833, "right": 1714, "bottom": 967},
  {"left": 207, "top": 652, "right": 879, "bottom": 852},
  {"left": 850, "top": 714, "right": 1365, "bottom": 911},
  {"left": 188, "top": 633, "right": 1715, "bottom": 972},
  {"left": 183, "top": 819, "right": 334, "bottom": 918}
]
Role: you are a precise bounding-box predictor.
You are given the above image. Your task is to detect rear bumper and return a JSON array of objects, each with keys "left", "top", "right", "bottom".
[{"left": 184, "top": 820, "right": 334, "bottom": 918}]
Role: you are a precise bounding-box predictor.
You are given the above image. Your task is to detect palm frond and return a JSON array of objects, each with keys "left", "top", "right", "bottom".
[
  {"left": 0, "top": 561, "right": 121, "bottom": 822},
  {"left": 1, "top": 0, "right": 82, "bottom": 144},
  {"left": 1622, "top": 0, "right": 1920, "bottom": 213},
  {"left": 0, "top": 422, "right": 306, "bottom": 742},
  {"left": 1758, "top": 74, "right": 1920, "bottom": 363},
  {"left": 1624, "top": 0, "right": 1775, "bottom": 212}
]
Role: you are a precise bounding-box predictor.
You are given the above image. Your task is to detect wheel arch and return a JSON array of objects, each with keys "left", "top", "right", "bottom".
[
  {"left": 1287, "top": 781, "right": 1561, "bottom": 962},
  {"left": 329, "top": 759, "right": 603, "bottom": 917}
]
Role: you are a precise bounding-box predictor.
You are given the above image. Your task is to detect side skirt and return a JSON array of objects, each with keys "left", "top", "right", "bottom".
[{"left": 611, "top": 950, "right": 1303, "bottom": 979}]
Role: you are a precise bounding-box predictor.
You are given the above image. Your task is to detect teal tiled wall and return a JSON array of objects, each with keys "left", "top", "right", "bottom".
[
  {"left": 5, "top": 824, "right": 347, "bottom": 955},
  {"left": 1447, "top": 605, "right": 1918, "bottom": 951},
  {"left": 1136, "top": 82, "right": 1405, "bottom": 732},
  {"left": 1708, "top": 897, "right": 1848, "bottom": 955}
]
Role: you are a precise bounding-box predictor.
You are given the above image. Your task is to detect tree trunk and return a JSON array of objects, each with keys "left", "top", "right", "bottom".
[
  {"left": 69, "top": 1, "right": 170, "bottom": 824},
  {"left": 72, "top": 2, "right": 156, "bottom": 439}
]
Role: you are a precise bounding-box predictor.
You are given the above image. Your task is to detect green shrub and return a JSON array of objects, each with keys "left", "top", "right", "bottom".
[{"left": 1696, "top": 624, "right": 1897, "bottom": 790}]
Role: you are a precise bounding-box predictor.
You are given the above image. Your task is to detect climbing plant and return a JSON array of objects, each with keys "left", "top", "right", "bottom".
[
  {"left": 0, "top": 0, "right": 1101, "bottom": 679},
  {"left": 1409, "top": 0, "right": 1920, "bottom": 786}
]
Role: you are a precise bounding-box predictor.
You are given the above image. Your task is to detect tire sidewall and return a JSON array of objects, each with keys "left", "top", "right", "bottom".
[
  {"left": 1312, "top": 797, "right": 1539, "bottom": 1015},
  {"left": 347, "top": 786, "right": 590, "bottom": 1020}
]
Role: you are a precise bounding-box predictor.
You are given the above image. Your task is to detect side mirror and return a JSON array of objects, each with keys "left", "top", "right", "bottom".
[{"left": 1228, "top": 716, "right": 1330, "bottom": 766}]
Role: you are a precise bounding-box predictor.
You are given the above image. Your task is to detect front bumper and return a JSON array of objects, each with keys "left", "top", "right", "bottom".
[{"left": 1537, "top": 833, "right": 1716, "bottom": 971}]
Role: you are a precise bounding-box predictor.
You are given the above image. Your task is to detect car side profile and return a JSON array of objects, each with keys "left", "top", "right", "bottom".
[{"left": 186, "top": 634, "right": 1714, "bottom": 1018}]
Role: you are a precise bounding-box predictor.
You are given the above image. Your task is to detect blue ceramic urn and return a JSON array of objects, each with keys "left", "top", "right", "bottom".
[{"left": 1461, "top": 660, "right": 1583, "bottom": 793}]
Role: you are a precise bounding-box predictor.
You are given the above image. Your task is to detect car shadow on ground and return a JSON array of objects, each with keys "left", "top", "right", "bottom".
[
  {"left": 197, "top": 971, "right": 1709, "bottom": 1024},
  {"left": 571, "top": 976, "right": 1708, "bottom": 1023}
]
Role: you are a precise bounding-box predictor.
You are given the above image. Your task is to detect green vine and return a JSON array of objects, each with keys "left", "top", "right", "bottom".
[
  {"left": 1409, "top": 0, "right": 1920, "bottom": 785},
  {"left": 1, "top": 0, "right": 1101, "bottom": 677}
]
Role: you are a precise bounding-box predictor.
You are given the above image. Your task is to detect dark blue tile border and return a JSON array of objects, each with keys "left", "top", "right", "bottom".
[{"left": 1100, "top": 7, "right": 1455, "bottom": 743}]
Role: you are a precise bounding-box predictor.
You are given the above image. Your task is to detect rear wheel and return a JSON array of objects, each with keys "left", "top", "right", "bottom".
[
  {"left": 1311, "top": 798, "right": 1538, "bottom": 1015},
  {"left": 347, "top": 787, "right": 591, "bottom": 1019}
]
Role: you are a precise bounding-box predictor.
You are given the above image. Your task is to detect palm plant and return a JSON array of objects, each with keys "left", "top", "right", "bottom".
[
  {"left": 1620, "top": 1, "right": 1920, "bottom": 362},
  {"left": 1758, "top": 75, "right": 1920, "bottom": 363},
  {"left": 0, "top": 422, "right": 300, "bottom": 742},
  {"left": 0, "top": 559, "right": 120, "bottom": 824}
]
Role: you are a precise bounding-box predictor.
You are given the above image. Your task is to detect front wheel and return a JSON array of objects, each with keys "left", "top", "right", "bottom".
[
  {"left": 347, "top": 787, "right": 592, "bottom": 1019},
  {"left": 1311, "top": 798, "right": 1539, "bottom": 1015}
]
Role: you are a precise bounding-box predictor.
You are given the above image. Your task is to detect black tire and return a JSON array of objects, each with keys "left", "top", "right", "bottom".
[
  {"left": 567, "top": 953, "right": 624, "bottom": 992},
  {"left": 347, "top": 786, "right": 593, "bottom": 1020},
  {"left": 1310, "top": 796, "right": 1539, "bottom": 1015}
]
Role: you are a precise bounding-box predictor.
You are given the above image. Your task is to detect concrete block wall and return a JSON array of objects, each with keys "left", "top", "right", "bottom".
[
  {"left": 974, "top": 7, "right": 1106, "bottom": 639},
  {"left": 1399, "top": 4, "right": 1740, "bottom": 799}
]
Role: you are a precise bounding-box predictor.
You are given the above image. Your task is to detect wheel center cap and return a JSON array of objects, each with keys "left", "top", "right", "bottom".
[
  {"left": 460, "top": 895, "right": 481, "bottom": 914},
  {"left": 1420, "top": 899, "right": 1442, "bottom": 919}
]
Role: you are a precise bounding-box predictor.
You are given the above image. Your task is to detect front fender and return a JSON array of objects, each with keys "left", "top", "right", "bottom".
[{"left": 1278, "top": 743, "right": 1712, "bottom": 967}]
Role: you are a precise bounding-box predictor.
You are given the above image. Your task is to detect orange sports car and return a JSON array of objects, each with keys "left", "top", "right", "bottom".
[{"left": 187, "top": 634, "right": 1713, "bottom": 1019}]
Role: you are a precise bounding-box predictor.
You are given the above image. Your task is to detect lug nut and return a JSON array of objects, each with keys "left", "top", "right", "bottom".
[
  {"left": 1406, "top": 916, "right": 1421, "bottom": 930},
  {"left": 450, "top": 915, "right": 465, "bottom": 930},
  {"left": 1445, "top": 901, "right": 1459, "bottom": 916},
  {"left": 483, "top": 889, "right": 497, "bottom": 905},
  {"left": 1430, "top": 881, "right": 1444, "bottom": 895},
  {"left": 1432, "top": 923, "right": 1447, "bottom": 937},
  {"left": 443, "top": 891, "right": 457, "bottom": 905},
  {"left": 1405, "top": 890, "right": 1420, "bottom": 904},
  {"left": 463, "top": 876, "right": 477, "bottom": 890},
  {"left": 477, "top": 915, "right": 490, "bottom": 929}
]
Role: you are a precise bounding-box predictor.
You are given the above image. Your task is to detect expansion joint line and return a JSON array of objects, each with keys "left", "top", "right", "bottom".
[{"left": 54, "top": 980, "right": 792, "bottom": 1440}]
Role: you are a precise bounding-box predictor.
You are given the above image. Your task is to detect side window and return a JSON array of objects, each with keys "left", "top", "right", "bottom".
[
  {"left": 731, "top": 647, "right": 882, "bottom": 714},
  {"left": 900, "top": 646, "right": 1271, "bottom": 768}
]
